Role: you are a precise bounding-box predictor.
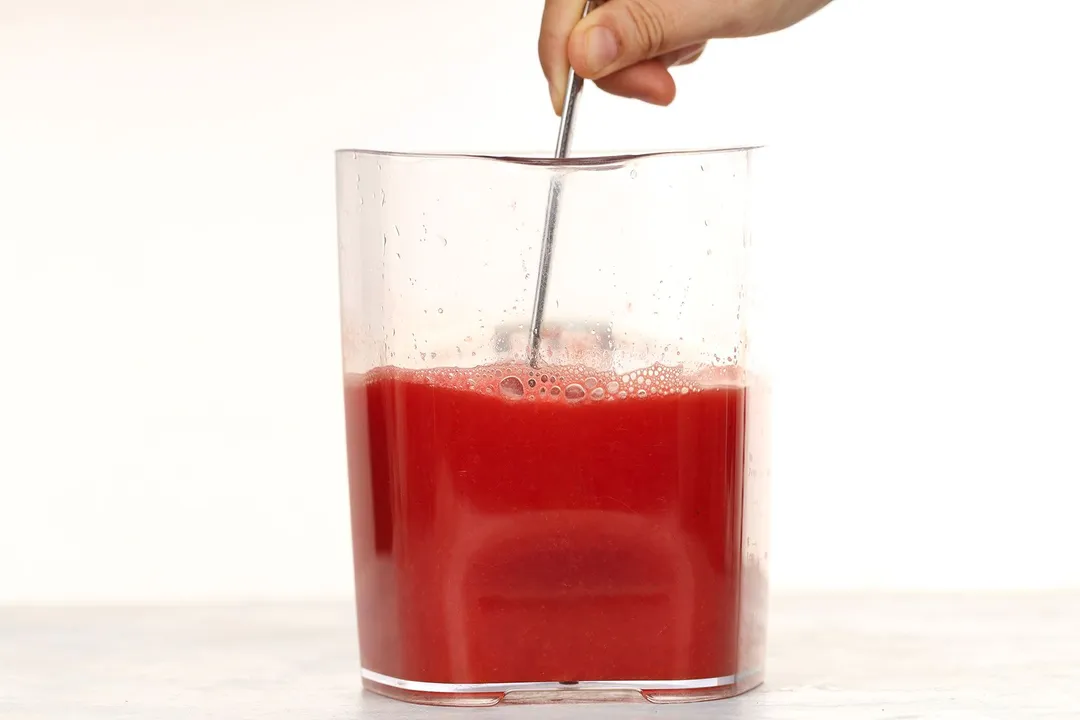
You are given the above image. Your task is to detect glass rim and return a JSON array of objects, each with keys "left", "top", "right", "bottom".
[{"left": 335, "top": 146, "right": 761, "bottom": 168}]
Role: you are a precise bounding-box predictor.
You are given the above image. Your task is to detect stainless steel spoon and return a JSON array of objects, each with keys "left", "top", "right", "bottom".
[{"left": 527, "top": 0, "right": 592, "bottom": 368}]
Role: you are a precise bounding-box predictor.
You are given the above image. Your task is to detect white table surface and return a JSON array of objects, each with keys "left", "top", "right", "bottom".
[{"left": 2, "top": 592, "right": 1077, "bottom": 719}]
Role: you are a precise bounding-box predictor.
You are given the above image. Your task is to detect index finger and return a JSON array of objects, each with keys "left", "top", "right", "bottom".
[{"left": 539, "top": 0, "right": 589, "bottom": 115}]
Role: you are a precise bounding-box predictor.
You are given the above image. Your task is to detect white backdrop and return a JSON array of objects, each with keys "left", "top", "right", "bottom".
[{"left": 1, "top": 0, "right": 1078, "bottom": 603}]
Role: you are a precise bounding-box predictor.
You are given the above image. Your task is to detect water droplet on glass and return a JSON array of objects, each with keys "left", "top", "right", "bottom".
[{"left": 438, "top": 308, "right": 444, "bottom": 314}]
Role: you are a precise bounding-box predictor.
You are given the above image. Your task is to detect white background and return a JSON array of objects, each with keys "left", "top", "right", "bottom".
[{"left": 1, "top": 0, "right": 1078, "bottom": 604}]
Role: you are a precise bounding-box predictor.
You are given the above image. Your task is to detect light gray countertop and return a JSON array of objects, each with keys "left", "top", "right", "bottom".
[{"left": 2, "top": 592, "right": 1078, "bottom": 719}]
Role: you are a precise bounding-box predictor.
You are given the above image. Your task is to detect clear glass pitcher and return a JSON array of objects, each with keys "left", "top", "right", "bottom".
[{"left": 336, "top": 148, "right": 770, "bottom": 706}]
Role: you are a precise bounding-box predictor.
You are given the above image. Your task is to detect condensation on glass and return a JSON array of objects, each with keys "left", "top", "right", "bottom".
[{"left": 336, "top": 149, "right": 771, "bottom": 706}]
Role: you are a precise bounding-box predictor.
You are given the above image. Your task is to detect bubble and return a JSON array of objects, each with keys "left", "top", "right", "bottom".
[
  {"left": 499, "top": 376, "right": 525, "bottom": 399},
  {"left": 528, "top": 378, "right": 536, "bottom": 388},
  {"left": 550, "top": 386, "right": 561, "bottom": 397},
  {"left": 585, "top": 377, "right": 598, "bottom": 389},
  {"left": 564, "top": 384, "right": 586, "bottom": 402},
  {"left": 541, "top": 375, "right": 549, "bottom": 383},
  {"left": 638, "top": 389, "right": 648, "bottom": 398},
  {"left": 606, "top": 381, "right": 620, "bottom": 394},
  {"left": 618, "top": 391, "right": 628, "bottom": 399},
  {"left": 590, "top": 387, "right": 605, "bottom": 400}
]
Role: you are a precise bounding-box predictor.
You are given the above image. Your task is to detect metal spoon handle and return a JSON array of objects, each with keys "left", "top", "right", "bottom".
[
  {"left": 528, "top": 1, "right": 592, "bottom": 368},
  {"left": 555, "top": 0, "right": 591, "bottom": 155}
]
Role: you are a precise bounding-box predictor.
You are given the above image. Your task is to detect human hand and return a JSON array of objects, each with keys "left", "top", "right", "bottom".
[{"left": 539, "top": 0, "right": 832, "bottom": 113}]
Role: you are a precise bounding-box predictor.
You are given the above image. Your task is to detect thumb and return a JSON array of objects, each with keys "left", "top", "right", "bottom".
[{"left": 567, "top": 0, "right": 723, "bottom": 80}]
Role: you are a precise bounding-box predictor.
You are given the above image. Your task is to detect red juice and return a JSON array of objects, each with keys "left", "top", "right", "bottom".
[{"left": 344, "top": 362, "right": 760, "bottom": 691}]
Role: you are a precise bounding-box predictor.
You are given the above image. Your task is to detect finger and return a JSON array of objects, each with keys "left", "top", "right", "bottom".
[
  {"left": 594, "top": 59, "right": 676, "bottom": 106},
  {"left": 567, "top": 0, "right": 728, "bottom": 80},
  {"left": 765, "top": 0, "right": 835, "bottom": 34},
  {"left": 539, "top": 0, "right": 589, "bottom": 115},
  {"left": 656, "top": 42, "right": 706, "bottom": 68}
]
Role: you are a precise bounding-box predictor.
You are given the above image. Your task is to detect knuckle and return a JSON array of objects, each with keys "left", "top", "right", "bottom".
[{"left": 622, "top": 0, "right": 668, "bottom": 56}]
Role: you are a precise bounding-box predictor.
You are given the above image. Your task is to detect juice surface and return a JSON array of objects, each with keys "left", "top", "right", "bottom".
[{"left": 344, "top": 363, "right": 749, "bottom": 684}]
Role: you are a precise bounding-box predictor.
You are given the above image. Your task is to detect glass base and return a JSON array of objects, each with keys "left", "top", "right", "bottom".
[{"left": 361, "top": 668, "right": 763, "bottom": 707}]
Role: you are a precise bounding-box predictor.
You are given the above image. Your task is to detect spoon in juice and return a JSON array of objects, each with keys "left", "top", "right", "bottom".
[{"left": 527, "top": 0, "right": 592, "bottom": 368}]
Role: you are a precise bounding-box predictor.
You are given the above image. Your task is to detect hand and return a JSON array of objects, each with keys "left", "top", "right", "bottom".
[{"left": 539, "top": 0, "right": 833, "bottom": 113}]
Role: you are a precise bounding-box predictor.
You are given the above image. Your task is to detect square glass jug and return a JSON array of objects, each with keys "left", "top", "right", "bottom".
[{"left": 336, "top": 148, "right": 771, "bottom": 706}]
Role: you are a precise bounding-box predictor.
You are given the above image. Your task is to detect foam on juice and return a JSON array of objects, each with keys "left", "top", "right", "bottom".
[{"left": 352, "top": 362, "right": 745, "bottom": 405}]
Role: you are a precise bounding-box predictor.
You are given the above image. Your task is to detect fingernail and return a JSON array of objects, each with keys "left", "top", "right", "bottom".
[
  {"left": 583, "top": 26, "right": 618, "bottom": 74},
  {"left": 549, "top": 81, "right": 563, "bottom": 116}
]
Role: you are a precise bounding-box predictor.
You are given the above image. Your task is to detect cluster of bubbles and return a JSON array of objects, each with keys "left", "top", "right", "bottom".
[{"left": 357, "top": 362, "right": 747, "bottom": 404}]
